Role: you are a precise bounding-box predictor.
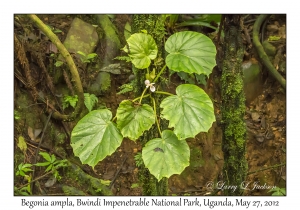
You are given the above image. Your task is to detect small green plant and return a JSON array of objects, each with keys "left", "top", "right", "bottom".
[
  {"left": 63, "top": 93, "right": 98, "bottom": 112},
  {"left": 268, "top": 187, "right": 286, "bottom": 196},
  {"left": 35, "top": 152, "right": 68, "bottom": 180},
  {"left": 14, "top": 110, "right": 21, "bottom": 120},
  {"left": 117, "top": 83, "right": 134, "bottom": 95},
  {"left": 62, "top": 95, "right": 78, "bottom": 110},
  {"left": 77, "top": 51, "right": 98, "bottom": 63},
  {"left": 84, "top": 93, "right": 98, "bottom": 112},
  {"left": 54, "top": 60, "right": 64, "bottom": 67},
  {"left": 134, "top": 152, "right": 144, "bottom": 167},
  {"left": 70, "top": 30, "right": 216, "bottom": 181},
  {"left": 16, "top": 163, "right": 33, "bottom": 177},
  {"left": 15, "top": 163, "right": 33, "bottom": 195}
]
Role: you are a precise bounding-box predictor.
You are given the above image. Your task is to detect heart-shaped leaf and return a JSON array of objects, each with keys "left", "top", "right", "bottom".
[
  {"left": 125, "top": 33, "right": 158, "bottom": 69},
  {"left": 160, "top": 84, "right": 215, "bottom": 139},
  {"left": 116, "top": 100, "right": 155, "bottom": 141},
  {"left": 142, "top": 130, "right": 190, "bottom": 181},
  {"left": 71, "top": 109, "right": 123, "bottom": 168},
  {"left": 165, "top": 31, "right": 216, "bottom": 76}
]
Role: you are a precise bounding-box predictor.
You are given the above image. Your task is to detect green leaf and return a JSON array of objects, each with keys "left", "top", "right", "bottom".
[
  {"left": 22, "top": 168, "right": 33, "bottom": 173},
  {"left": 131, "top": 183, "right": 140, "bottom": 188},
  {"left": 177, "top": 21, "right": 218, "bottom": 30},
  {"left": 142, "top": 130, "right": 190, "bottom": 181},
  {"left": 126, "top": 33, "right": 158, "bottom": 69},
  {"left": 17, "top": 136, "right": 27, "bottom": 153},
  {"left": 39, "top": 152, "right": 52, "bottom": 162},
  {"left": 50, "top": 154, "right": 56, "bottom": 163},
  {"left": 69, "top": 95, "right": 78, "bottom": 108},
  {"left": 77, "top": 51, "right": 86, "bottom": 57},
  {"left": 116, "top": 100, "right": 155, "bottom": 141},
  {"left": 45, "top": 164, "right": 53, "bottom": 172},
  {"left": 165, "top": 31, "right": 216, "bottom": 76},
  {"left": 195, "top": 73, "right": 207, "bottom": 86},
  {"left": 268, "top": 187, "right": 286, "bottom": 196},
  {"left": 194, "top": 14, "right": 222, "bottom": 24},
  {"left": 63, "top": 95, "right": 78, "bottom": 109},
  {"left": 71, "top": 109, "right": 123, "bottom": 168},
  {"left": 54, "top": 61, "right": 64, "bottom": 67},
  {"left": 35, "top": 162, "right": 51, "bottom": 167},
  {"left": 124, "top": 22, "right": 131, "bottom": 40},
  {"left": 54, "top": 162, "right": 67, "bottom": 168},
  {"left": 279, "top": 188, "right": 286, "bottom": 195},
  {"left": 84, "top": 93, "right": 98, "bottom": 112},
  {"left": 268, "top": 35, "right": 281, "bottom": 41},
  {"left": 160, "top": 84, "right": 215, "bottom": 139},
  {"left": 22, "top": 163, "right": 33, "bottom": 168},
  {"left": 100, "top": 179, "right": 111, "bottom": 186},
  {"left": 53, "top": 29, "right": 63, "bottom": 33},
  {"left": 86, "top": 53, "right": 98, "bottom": 60}
]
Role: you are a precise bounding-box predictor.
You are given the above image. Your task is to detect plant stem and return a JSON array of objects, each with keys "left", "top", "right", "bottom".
[
  {"left": 138, "top": 87, "right": 148, "bottom": 104},
  {"left": 253, "top": 14, "right": 286, "bottom": 90},
  {"left": 153, "top": 64, "right": 167, "bottom": 83},
  {"left": 155, "top": 91, "right": 174, "bottom": 96},
  {"left": 28, "top": 15, "right": 85, "bottom": 121},
  {"left": 132, "top": 94, "right": 150, "bottom": 102},
  {"left": 151, "top": 96, "right": 162, "bottom": 137}
]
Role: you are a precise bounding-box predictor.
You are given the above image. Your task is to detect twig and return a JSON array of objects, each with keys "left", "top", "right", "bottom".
[
  {"left": 247, "top": 163, "right": 286, "bottom": 175},
  {"left": 30, "top": 111, "right": 53, "bottom": 193},
  {"left": 109, "top": 155, "right": 128, "bottom": 189},
  {"left": 17, "top": 170, "right": 53, "bottom": 191}
]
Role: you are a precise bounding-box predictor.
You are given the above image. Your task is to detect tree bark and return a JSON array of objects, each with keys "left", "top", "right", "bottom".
[{"left": 221, "top": 15, "right": 248, "bottom": 195}]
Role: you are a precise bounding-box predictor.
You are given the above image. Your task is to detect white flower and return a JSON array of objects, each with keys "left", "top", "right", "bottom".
[{"left": 145, "top": 80, "right": 155, "bottom": 92}]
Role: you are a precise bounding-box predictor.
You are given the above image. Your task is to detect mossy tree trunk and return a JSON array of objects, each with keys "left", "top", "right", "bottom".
[
  {"left": 131, "top": 14, "right": 168, "bottom": 195},
  {"left": 221, "top": 15, "right": 248, "bottom": 195}
]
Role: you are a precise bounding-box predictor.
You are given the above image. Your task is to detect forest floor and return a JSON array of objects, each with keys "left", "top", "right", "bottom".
[{"left": 14, "top": 14, "right": 286, "bottom": 196}]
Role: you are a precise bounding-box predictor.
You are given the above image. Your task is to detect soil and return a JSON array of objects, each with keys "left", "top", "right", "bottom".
[{"left": 14, "top": 14, "right": 286, "bottom": 196}]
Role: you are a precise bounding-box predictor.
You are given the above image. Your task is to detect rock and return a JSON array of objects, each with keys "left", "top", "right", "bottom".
[
  {"left": 96, "top": 15, "right": 121, "bottom": 66},
  {"left": 242, "top": 58, "right": 263, "bottom": 103},
  {"left": 63, "top": 17, "right": 99, "bottom": 56}
]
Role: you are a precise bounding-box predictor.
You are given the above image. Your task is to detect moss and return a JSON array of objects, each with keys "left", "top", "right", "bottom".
[
  {"left": 64, "top": 161, "right": 113, "bottom": 195},
  {"left": 221, "top": 22, "right": 248, "bottom": 195},
  {"left": 62, "top": 185, "right": 86, "bottom": 196}
]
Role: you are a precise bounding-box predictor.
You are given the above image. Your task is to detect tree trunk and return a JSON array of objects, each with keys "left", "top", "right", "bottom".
[
  {"left": 131, "top": 14, "right": 168, "bottom": 195},
  {"left": 221, "top": 15, "right": 248, "bottom": 195}
]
